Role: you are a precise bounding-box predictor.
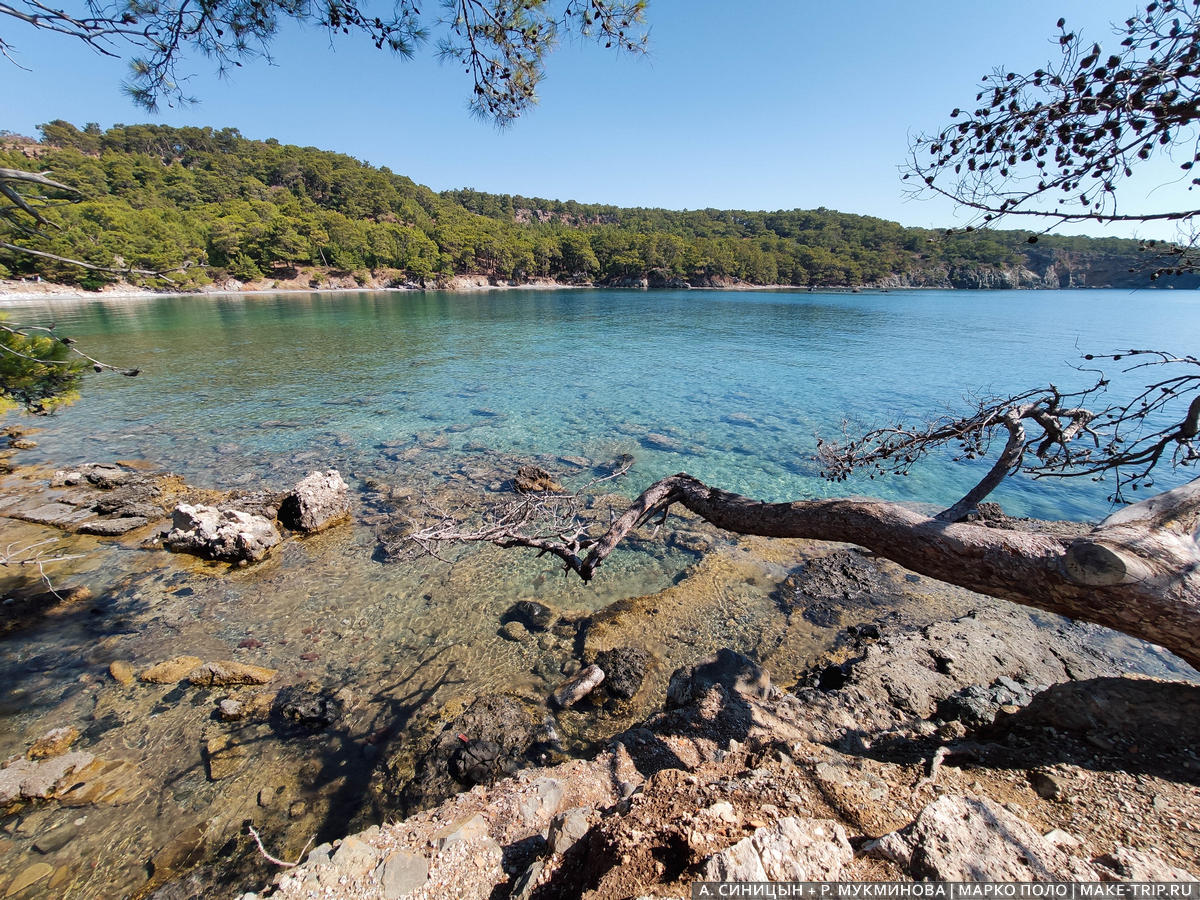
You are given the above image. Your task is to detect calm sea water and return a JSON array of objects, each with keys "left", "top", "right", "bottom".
[
  {"left": 5, "top": 287, "right": 1200, "bottom": 520},
  {"left": 1, "top": 286, "right": 1198, "bottom": 899}
]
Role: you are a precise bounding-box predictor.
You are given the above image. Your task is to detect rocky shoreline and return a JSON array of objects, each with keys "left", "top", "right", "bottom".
[
  {"left": 0, "top": 442, "right": 1196, "bottom": 899},
  {"left": 251, "top": 605, "right": 1200, "bottom": 899}
]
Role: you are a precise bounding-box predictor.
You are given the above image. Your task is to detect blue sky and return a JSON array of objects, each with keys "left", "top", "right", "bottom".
[{"left": 3, "top": 0, "right": 1193, "bottom": 239}]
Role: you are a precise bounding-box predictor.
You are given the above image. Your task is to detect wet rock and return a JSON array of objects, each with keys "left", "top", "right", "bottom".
[
  {"left": 550, "top": 665, "right": 605, "bottom": 708},
  {"left": 50, "top": 471, "right": 83, "bottom": 488},
  {"left": 8, "top": 438, "right": 36, "bottom": 450},
  {"left": 501, "top": 600, "right": 554, "bottom": 632},
  {"left": 165, "top": 504, "right": 281, "bottom": 563},
  {"left": 512, "top": 465, "right": 563, "bottom": 494},
  {"left": 450, "top": 741, "right": 506, "bottom": 786},
  {"left": 702, "top": 817, "right": 852, "bottom": 881},
  {"left": 5, "top": 862, "right": 53, "bottom": 895},
  {"left": 548, "top": 807, "right": 590, "bottom": 854},
  {"left": 500, "top": 621, "right": 529, "bottom": 642},
  {"left": 399, "top": 695, "right": 541, "bottom": 812},
  {"left": 593, "top": 647, "right": 650, "bottom": 700},
  {"left": 773, "top": 549, "right": 888, "bottom": 625},
  {"left": 187, "top": 661, "right": 277, "bottom": 686},
  {"left": 867, "top": 794, "right": 1099, "bottom": 880},
  {"left": 666, "top": 649, "right": 771, "bottom": 708},
  {"left": 0, "top": 751, "right": 95, "bottom": 804},
  {"left": 375, "top": 849, "right": 429, "bottom": 898},
  {"left": 107, "top": 661, "right": 135, "bottom": 687},
  {"left": 217, "top": 699, "right": 244, "bottom": 721},
  {"left": 78, "top": 516, "right": 149, "bottom": 536},
  {"left": 273, "top": 686, "right": 343, "bottom": 730},
  {"left": 278, "top": 469, "right": 350, "bottom": 533},
  {"left": 27, "top": 726, "right": 80, "bottom": 760},
  {"left": 139, "top": 656, "right": 204, "bottom": 684}
]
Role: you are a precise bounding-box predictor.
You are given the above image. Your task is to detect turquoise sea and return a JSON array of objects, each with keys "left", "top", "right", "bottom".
[
  {"left": 1, "top": 286, "right": 1198, "bottom": 899},
  {"left": 6, "top": 286, "right": 1200, "bottom": 520}
]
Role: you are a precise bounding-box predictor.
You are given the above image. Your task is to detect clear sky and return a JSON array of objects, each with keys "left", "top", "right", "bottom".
[{"left": 3, "top": 0, "right": 1194, "bottom": 240}]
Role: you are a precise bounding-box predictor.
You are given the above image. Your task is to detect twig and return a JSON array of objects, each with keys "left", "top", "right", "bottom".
[{"left": 247, "top": 825, "right": 313, "bottom": 868}]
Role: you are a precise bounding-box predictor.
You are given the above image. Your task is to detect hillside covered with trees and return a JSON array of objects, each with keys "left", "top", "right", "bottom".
[{"left": 0, "top": 121, "right": 1186, "bottom": 291}]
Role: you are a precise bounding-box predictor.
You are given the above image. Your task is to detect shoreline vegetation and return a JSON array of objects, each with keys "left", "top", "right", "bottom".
[
  {"left": 4, "top": 122, "right": 1199, "bottom": 297},
  {"left": 0, "top": 273, "right": 1185, "bottom": 306}
]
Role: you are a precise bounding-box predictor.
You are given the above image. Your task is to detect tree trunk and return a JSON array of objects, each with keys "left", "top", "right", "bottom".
[{"left": 575, "top": 474, "right": 1200, "bottom": 670}]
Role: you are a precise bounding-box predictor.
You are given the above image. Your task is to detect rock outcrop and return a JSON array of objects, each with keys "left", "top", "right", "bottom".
[
  {"left": 278, "top": 469, "right": 350, "bottom": 533},
  {"left": 165, "top": 503, "right": 281, "bottom": 563}
]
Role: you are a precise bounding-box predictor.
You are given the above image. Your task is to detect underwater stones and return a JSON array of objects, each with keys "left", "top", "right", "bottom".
[
  {"left": 4, "top": 862, "right": 52, "bottom": 896},
  {"left": 165, "top": 503, "right": 281, "bottom": 563},
  {"left": 218, "top": 699, "right": 244, "bottom": 721},
  {"left": 273, "top": 686, "right": 343, "bottom": 730},
  {"left": 592, "top": 647, "right": 650, "bottom": 700},
  {"left": 639, "top": 432, "right": 684, "bottom": 453},
  {"left": 27, "top": 727, "right": 80, "bottom": 760},
  {"left": 187, "top": 660, "right": 277, "bottom": 687},
  {"left": 107, "top": 661, "right": 135, "bottom": 686},
  {"left": 203, "top": 734, "right": 247, "bottom": 780},
  {"left": 139, "top": 655, "right": 204, "bottom": 684},
  {"left": 512, "top": 465, "right": 563, "bottom": 494},
  {"left": 500, "top": 621, "right": 529, "bottom": 642},
  {"left": 501, "top": 600, "right": 554, "bottom": 632},
  {"left": 550, "top": 665, "right": 605, "bottom": 709},
  {"left": 278, "top": 469, "right": 350, "bottom": 533}
]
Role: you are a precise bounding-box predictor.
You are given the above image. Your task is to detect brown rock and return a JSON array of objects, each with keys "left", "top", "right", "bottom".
[
  {"left": 187, "top": 661, "right": 277, "bottom": 686},
  {"left": 513, "top": 466, "right": 563, "bottom": 494},
  {"left": 5, "top": 862, "right": 52, "bottom": 896},
  {"left": 108, "top": 661, "right": 135, "bottom": 687},
  {"left": 204, "top": 735, "right": 246, "bottom": 780},
  {"left": 139, "top": 656, "right": 203, "bottom": 684},
  {"left": 27, "top": 726, "right": 80, "bottom": 760}
]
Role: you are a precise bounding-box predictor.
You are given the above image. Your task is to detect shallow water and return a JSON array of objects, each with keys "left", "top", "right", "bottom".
[
  {"left": 0, "top": 287, "right": 1198, "bottom": 898},
  {"left": 7, "top": 287, "right": 1200, "bottom": 517}
]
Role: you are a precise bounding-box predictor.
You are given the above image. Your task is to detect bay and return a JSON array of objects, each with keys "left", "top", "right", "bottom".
[{"left": 6, "top": 286, "right": 1199, "bottom": 520}]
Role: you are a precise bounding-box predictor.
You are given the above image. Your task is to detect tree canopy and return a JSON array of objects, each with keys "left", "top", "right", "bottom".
[
  {"left": 0, "top": 0, "right": 647, "bottom": 124},
  {"left": 905, "top": 0, "right": 1200, "bottom": 272},
  {"left": 0, "top": 122, "right": 1179, "bottom": 291}
]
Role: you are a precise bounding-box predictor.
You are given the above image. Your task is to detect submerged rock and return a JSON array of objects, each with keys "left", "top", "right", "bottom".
[
  {"left": 139, "top": 655, "right": 204, "bottom": 684},
  {"left": 187, "top": 660, "right": 277, "bottom": 686},
  {"left": 512, "top": 465, "right": 563, "bottom": 494},
  {"left": 592, "top": 647, "right": 650, "bottom": 700},
  {"left": 165, "top": 504, "right": 281, "bottom": 563},
  {"left": 278, "top": 469, "right": 350, "bottom": 533},
  {"left": 501, "top": 600, "right": 554, "bottom": 632},
  {"left": 27, "top": 726, "right": 80, "bottom": 760}
]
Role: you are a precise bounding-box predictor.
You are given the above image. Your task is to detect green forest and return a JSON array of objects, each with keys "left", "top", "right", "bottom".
[{"left": 0, "top": 120, "right": 1168, "bottom": 290}]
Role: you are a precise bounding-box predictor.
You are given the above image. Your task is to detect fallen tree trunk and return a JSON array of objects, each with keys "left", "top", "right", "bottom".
[{"left": 429, "top": 473, "right": 1200, "bottom": 670}]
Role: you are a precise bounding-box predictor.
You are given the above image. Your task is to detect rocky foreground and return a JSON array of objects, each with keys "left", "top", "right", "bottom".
[
  {"left": 0, "top": 439, "right": 1197, "bottom": 899},
  {"left": 239, "top": 601, "right": 1199, "bottom": 899}
]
